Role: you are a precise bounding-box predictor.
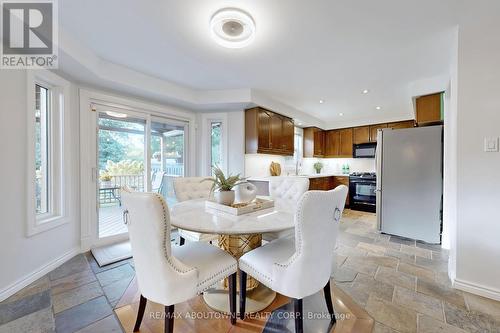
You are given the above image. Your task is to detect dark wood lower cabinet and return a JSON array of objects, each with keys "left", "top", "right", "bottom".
[{"left": 308, "top": 176, "right": 349, "bottom": 206}]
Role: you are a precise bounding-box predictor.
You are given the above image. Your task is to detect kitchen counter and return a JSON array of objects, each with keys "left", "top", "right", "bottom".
[{"left": 247, "top": 173, "right": 350, "bottom": 182}]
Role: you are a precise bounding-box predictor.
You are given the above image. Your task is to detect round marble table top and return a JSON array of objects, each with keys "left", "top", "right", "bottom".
[{"left": 170, "top": 199, "right": 294, "bottom": 235}]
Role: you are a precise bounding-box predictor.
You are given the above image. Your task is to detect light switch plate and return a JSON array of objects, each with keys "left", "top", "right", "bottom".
[{"left": 484, "top": 137, "right": 499, "bottom": 152}]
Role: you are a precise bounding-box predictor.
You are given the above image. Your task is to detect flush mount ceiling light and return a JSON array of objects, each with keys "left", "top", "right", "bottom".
[
  {"left": 362, "top": 89, "right": 370, "bottom": 94},
  {"left": 339, "top": 113, "right": 344, "bottom": 116},
  {"left": 319, "top": 99, "right": 324, "bottom": 104},
  {"left": 210, "top": 8, "right": 255, "bottom": 49},
  {"left": 375, "top": 106, "right": 382, "bottom": 110}
]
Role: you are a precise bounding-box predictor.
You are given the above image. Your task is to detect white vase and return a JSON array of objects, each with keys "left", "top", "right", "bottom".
[
  {"left": 235, "top": 183, "right": 257, "bottom": 204},
  {"left": 214, "top": 190, "right": 235, "bottom": 206}
]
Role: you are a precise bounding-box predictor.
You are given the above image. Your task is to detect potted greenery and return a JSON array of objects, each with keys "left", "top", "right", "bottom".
[
  {"left": 99, "top": 172, "right": 113, "bottom": 187},
  {"left": 313, "top": 161, "right": 323, "bottom": 174},
  {"left": 203, "top": 166, "right": 246, "bottom": 206}
]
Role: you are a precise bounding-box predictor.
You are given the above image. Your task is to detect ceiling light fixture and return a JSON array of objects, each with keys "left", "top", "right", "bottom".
[
  {"left": 106, "top": 111, "right": 127, "bottom": 118},
  {"left": 210, "top": 8, "right": 256, "bottom": 49},
  {"left": 362, "top": 89, "right": 369, "bottom": 94},
  {"left": 339, "top": 113, "right": 344, "bottom": 116},
  {"left": 375, "top": 106, "right": 382, "bottom": 110},
  {"left": 319, "top": 99, "right": 324, "bottom": 104}
]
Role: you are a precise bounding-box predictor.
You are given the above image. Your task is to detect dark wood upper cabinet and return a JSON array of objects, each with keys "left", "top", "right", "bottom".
[
  {"left": 416, "top": 92, "right": 443, "bottom": 126},
  {"left": 303, "top": 119, "right": 415, "bottom": 158},
  {"left": 353, "top": 126, "right": 370, "bottom": 144},
  {"left": 245, "top": 107, "right": 294, "bottom": 156},
  {"left": 324, "top": 128, "right": 352, "bottom": 157},
  {"left": 303, "top": 127, "right": 325, "bottom": 157},
  {"left": 369, "top": 123, "right": 388, "bottom": 142},
  {"left": 313, "top": 130, "right": 325, "bottom": 156},
  {"left": 339, "top": 128, "right": 353, "bottom": 157},
  {"left": 270, "top": 113, "right": 282, "bottom": 151},
  {"left": 256, "top": 109, "right": 272, "bottom": 151},
  {"left": 282, "top": 118, "right": 295, "bottom": 154},
  {"left": 387, "top": 120, "right": 415, "bottom": 130},
  {"left": 324, "top": 130, "right": 340, "bottom": 157}
]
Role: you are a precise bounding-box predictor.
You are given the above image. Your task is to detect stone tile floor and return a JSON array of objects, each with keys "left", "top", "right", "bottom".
[
  {"left": 334, "top": 210, "right": 500, "bottom": 333},
  {"left": 1, "top": 209, "right": 499, "bottom": 332}
]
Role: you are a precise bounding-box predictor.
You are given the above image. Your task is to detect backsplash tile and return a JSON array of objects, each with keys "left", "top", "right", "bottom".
[{"left": 245, "top": 154, "right": 375, "bottom": 177}]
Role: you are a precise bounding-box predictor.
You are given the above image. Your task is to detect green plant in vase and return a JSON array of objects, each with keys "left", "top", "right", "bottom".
[
  {"left": 313, "top": 161, "right": 323, "bottom": 174},
  {"left": 203, "top": 166, "right": 247, "bottom": 205}
]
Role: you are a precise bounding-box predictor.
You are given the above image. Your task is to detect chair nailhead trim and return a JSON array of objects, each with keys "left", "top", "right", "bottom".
[
  {"left": 196, "top": 263, "right": 238, "bottom": 293},
  {"left": 153, "top": 193, "right": 196, "bottom": 275}
]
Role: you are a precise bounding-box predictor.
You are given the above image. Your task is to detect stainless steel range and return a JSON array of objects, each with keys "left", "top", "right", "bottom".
[{"left": 349, "top": 172, "right": 377, "bottom": 212}]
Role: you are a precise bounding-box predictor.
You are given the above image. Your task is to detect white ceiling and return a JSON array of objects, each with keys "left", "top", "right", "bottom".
[{"left": 59, "top": 0, "right": 458, "bottom": 126}]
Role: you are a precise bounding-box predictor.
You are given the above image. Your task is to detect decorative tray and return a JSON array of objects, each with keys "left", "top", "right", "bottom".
[{"left": 205, "top": 198, "right": 274, "bottom": 216}]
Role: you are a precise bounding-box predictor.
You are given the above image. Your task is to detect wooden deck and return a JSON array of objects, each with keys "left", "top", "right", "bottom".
[
  {"left": 99, "top": 205, "right": 127, "bottom": 238},
  {"left": 98, "top": 197, "right": 177, "bottom": 239}
]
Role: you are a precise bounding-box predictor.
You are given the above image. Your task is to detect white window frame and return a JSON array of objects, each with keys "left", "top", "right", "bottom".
[
  {"left": 201, "top": 113, "right": 228, "bottom": 176},
  {"left": 26, "top": 70, "right": 71, "bottom": 236}
]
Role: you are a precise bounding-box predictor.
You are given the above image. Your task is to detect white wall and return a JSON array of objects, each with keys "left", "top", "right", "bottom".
[
  {"left": 196, "top": 110, "right": 245, "bottom": 177},
  {"left": 452, "top": 2, "right": 500, "bottom": 300},
  {"left": 227, "top": 111, "right": 245, "bottom": 175},
  {"left": 0, "top": 71, "right": 81, "bottom": 301}
]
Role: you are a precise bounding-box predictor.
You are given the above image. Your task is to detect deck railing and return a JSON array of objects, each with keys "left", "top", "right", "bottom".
[{"left": 99, "top": 164, "right": 184, "bottom": 205}]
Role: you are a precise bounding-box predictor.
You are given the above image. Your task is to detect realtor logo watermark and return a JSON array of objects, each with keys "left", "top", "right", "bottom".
[{"left": 1, "top": 0, "right": 58, "bottom": 68}]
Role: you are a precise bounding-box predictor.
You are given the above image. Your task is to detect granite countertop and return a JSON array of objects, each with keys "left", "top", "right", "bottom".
[{"left": 247, "top": 173, "right": 351, "bottom": 182}]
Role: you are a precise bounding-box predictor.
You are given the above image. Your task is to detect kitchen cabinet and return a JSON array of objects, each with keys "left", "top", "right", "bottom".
[
  {"left": 339, "top": 128, "right": 353, "bottom": 157},
  {"left": 303, "top": 127, "right": 325, "bottom": 157},
  {"left": 324, "top": 130, "right": 340, "bottom": 157},
  {"left": 308, "top": 176, "right": 349, "bottom": 206},
  {"left": 309, "top": 177, "right": 332, "bottom": 191},
  {"left": 416, "top": 92, "right": 443, "bottom": 126},
  {"left": 282, "top": 117, "right": 295, "bottom": 154},
  {"left": 303, "top": 119, "right": 415, "bottom": 158},
  {"left": 324, "top": 128, "right": 353, "bottom": 157},
  {"left": 333, "top": 176, "right": 350, "bottom": 206},
  {"left": 387, "top": 120, "right": 415, "bottom": 130},
  {"left": 245, "top": 107, "right": 294, "bottom": 156},
  {"left": 353, "top": 126, "right": 370, "bottom": 144},
  {"left": 369, "top": 124, "right": 387, "bottom": 142}
]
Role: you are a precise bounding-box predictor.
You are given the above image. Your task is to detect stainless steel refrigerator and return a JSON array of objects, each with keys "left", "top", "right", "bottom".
[{"left": 376, "top": 125, "right": 443, "bottom": 244}]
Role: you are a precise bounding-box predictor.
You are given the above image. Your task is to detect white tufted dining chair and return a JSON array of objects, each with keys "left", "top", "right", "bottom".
[
  {"left": 238, "top": 185, "right": 348, "bottom": 333},
  {"left": 263, "top": 177, "right": 310, "bottom": 242},
  {"left": 121, "top": 189, "right": 238, "bottom": 333},
  {"left": 173, "top": 177, "right": 218, "bottom": 245}
]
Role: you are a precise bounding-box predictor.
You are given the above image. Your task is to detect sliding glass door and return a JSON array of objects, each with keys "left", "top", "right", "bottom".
[
  {"left": 95, "top": 106, "right": 188, "bottom": 240},
  {"left": 150, "top": 117, "right": 186, "bottom": 206},
  {"left": 97, "top": 109, "right": 146, "bottom": 239}
]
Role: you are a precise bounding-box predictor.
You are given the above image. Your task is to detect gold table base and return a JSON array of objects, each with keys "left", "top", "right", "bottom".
[
  {"left": 202, "top": 233, "right": 276, "bottom": 314},
  {"left": 218, "top": 234, "right": 262, "bottom": 291}
]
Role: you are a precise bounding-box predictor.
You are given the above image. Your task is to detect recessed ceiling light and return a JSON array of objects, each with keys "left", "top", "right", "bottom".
[
  {"left": 106, "top": 111, "right": 127, "bottom": 118},
  {"left": 339, "top": 113, "right": 344, "bottom": 116},
  {"left": 297, "top": 122, "right": 303, "bottom": 126},
  {"left": 362, "top": 89, "right": 369, "bottom": 94},
  {"left": 210, "top": 8, "right": 256, "bottom": 49},
  {"left": 375, "top": 106, "right": 382, "bottom": 110},
  {"left": 319, "top": 100, "right": 324, "bottom": 104}
]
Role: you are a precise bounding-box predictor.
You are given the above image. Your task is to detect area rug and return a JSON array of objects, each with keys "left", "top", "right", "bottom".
[{"left": 91, "top": 240, "right": 132, "bottom": 267}]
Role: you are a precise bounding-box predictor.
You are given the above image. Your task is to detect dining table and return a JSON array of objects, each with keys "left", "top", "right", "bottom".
[{"left": 170, "top": 198, "right": 295, "bottom": 314}]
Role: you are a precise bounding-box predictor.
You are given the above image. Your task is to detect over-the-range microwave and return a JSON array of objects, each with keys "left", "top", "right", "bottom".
[{"left": 353, "top": 142, "right": 377, "bottom": 158}]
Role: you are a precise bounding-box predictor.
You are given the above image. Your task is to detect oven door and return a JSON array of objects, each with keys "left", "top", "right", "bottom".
[{"left": 349, "top": 180, "right": 377, "bottom": 211}]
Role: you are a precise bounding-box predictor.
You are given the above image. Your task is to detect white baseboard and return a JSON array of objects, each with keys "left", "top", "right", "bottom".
[
  {"left": 454, "top": 278, "right": 500, "bottom": 302},
  {"left": 0, "top": 247, "right": 81, "bottom": 302}
]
